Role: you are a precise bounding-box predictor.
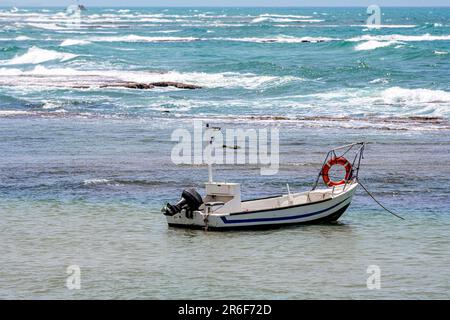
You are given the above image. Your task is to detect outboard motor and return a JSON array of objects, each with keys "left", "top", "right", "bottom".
[{"left": 162, "top": 188, "right": 203, "bottom": 216}]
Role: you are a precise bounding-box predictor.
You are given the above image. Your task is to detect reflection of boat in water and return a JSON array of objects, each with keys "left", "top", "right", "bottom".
[{"left": 162, "top": 142, "right": 366, "bottom": 231}]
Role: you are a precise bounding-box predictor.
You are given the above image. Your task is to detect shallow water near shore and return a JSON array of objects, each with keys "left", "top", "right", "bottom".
[{"left": 1, "top": 7, "right": 450, "bottom": 299}]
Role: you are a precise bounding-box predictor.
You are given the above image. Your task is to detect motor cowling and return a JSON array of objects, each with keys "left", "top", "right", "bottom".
[{"left": 162, "top": 188, "right": 203, "bottom": 216}]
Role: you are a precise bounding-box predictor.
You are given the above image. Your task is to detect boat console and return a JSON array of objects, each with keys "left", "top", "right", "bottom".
[{"left": 204, "top": 182, "right": 241, "bottom": 214}]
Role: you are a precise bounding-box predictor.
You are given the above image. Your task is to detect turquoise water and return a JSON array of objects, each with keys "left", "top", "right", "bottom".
[{"left": 0, "top": 7, "right": 449, "bottom": 299}]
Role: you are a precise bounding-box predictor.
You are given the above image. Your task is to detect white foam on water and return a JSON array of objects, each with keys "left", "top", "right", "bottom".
[
  {"left": 0, "top": 110, "right": 32, "bottom": 116},
  {"left": 260, "top": 14, "right": 313, "bottom": 19},
  {"left": 88, "top": 35, "right": 201, "bottom": 42},
  {"left": 434, "top": 50, "right": 448, "bottom": 55},
  {"left": 249, "top": 17, "right": 275, "bottom": 23},
  {"left": 2, "top": 47, "right": 78, "bottom": 65},
  {"left": 214, "top": 36, "right": 335, "bottom": 43},
  {"left": 352, "top": 24, "right": 416, "bottom": 28},
  {"left": 60, "top": 39, "right": 91, "bottom": 46},
  {"left": 180, "top": 23, "right": 247, "bottom": 28},
  {"left": 0, "top": 35, "right": 32, "bottom": 41},
  {"left": 251, "top": 16, "right": 323, "bottom": 23},
  {"left": 311, "top": 86, "right": 450, "bottom": 104},
  {"left": 116, "top": 70, "right": 302, "bottom": 90},
  {"left": 136, "top": 18, "right": 177, "bottom": 23},
  {"left": 41, "top": 101, "right": 67, "bottom": 110},
  {"left": 381, "top": 87, "right": 450, "bottom": 105},
  {"left": 369, "top": 78, "right": 390, "bottom": 84},
  {"left": 0, "top": 66, "right": 304, "bottom": 90},
  {"left": 148, "top": 30, "right": 181, "bottom": 34},
  {"left": 274, "top": 87, "right": 450, "bottom": 119},
  {"left": 28, "top": 23, "right": 67, "bottom": 30},
  {"left": 0, "top": 67, "right": 24, "bottom": 75},
  {"left": 83, "top": 179, "right": 112, "bottom": 186},
  {"left": 354, "top": 40, "right": 399, "bottom": 51},
  {"left": 348, "top": 33, "right": 450, "bottom": 42},
  {"left": 15, "top": 35, "right": 31, "bottom": 40},
  {"left": 56, "top": 30, "right": 113, "bottom": 34}
]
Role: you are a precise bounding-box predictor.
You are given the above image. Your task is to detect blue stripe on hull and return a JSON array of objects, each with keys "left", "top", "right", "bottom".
[{"left": 220, "top": 198, "right": 349, "bottom": 224}]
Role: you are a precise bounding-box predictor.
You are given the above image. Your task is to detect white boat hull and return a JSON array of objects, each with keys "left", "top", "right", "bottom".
[{"left": 166, "top": 183, "right": 358, "bottom": 230}]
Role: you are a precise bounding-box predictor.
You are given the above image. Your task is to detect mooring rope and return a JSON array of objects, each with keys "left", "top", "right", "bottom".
[{"left": 358, "top": 180, "right": 405, "bottom": 220}]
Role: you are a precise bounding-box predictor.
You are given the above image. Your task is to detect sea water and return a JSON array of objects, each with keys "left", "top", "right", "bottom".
[{"left": 0, "top": 7, "right": 449, "bottom": 299}]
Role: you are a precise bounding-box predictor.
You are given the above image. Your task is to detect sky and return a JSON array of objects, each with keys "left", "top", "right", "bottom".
[{"left": 1, "top": 0, "right": 449, "bottom": 7}]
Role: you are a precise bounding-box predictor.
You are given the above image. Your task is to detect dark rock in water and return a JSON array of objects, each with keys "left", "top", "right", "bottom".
[
  {"left": 100, "top": 82, "right": 155, "bottom": 89},
  {"left": 150, "top": 82, "right": 202, "bottom": 89},
  {"left": 260, "top": 39, "right": 326, "bottom": 43},
  {"left": 99, "top": 81, "right": 201, "bottom": 90},
  {"left": 125, "top": 83, "right": 155, "bottom": 89},
  {"left": 300, "top": 39, "right": 326, "bottom": 43}
]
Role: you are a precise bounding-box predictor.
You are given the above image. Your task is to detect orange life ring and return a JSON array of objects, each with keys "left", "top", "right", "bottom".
[{"left": 321, "top": 157, "right": 353, "bottom": 187}]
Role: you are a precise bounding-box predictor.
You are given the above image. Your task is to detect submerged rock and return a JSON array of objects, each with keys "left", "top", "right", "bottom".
[
  {"left": 151, "top": 82, "right": 202, "bottom": 89},
  {"left": 100, "top": 81, "right": 201, "bottom": 90}
]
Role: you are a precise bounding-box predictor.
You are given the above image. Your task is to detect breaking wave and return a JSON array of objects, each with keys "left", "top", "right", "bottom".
[
  {"left": 27, "top": 23, "right": 68, "bottom": 30},
  {"left": 351, "top": 24, "right": 417, "bottom": 28},
  {"left": 83, "top": 179, "right": 112, "bottom": 186},
  {"left": 0, "top": 35, "right": 33, "bottom": 41},
  {"left": 354, "top": 40, "right": 399, "bottom": 51},
  {"left": 60, "top": 39, "right": 91, "bottom": 46},
  {"left": 251, "top": 16, "right": 323, "bottom": 23},
  {"left": 2, "top": 46, "right": 78, "bottom": 65},
  {"left": 381, "top": 87, "right": 450, "bottom": 105},
  {"left": 0, "top": 65, "right": 304, "bottom": 89},
  {"left": 349, "top": 33, "right": 450, "bottom": 50},
  {"left": 259, "top": 14, "right": 314, "bottom": 19},
  {"left": 0, "top": 110, "right": 34, "bottom": 116},
  {"left": 6, "top": 33, "right": 447, "bottom": 47},
  {"left": 348, "top": 33, "right": 450, "bottom": 42},
  {"left": 88, "top": 35, "right": 201, "bottom": 42}
]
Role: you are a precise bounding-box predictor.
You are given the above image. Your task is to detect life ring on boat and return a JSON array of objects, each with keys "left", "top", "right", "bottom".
[{"left": 321, "top": 157, "right": 352, "bottom": 187}]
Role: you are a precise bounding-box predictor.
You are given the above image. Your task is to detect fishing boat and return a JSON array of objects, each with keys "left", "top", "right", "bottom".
[{"left": 162, "top": 142, "right": 366, "bottom": 230}]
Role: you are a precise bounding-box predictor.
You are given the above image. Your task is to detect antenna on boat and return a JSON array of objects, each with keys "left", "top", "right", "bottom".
[
  {"left": 207, "top": 134, "right": 214, "bottom": 183},
  {"left": 205, "top": 123, "right": 242, "bottom": 183},
  {"left": 205, "top": 123, "right": 220, "bottom": 183}
]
